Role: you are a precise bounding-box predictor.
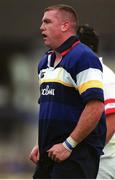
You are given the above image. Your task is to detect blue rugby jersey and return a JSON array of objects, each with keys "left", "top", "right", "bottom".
[{"left": 38, "top": 36, "right": 106, "bottom": 157}]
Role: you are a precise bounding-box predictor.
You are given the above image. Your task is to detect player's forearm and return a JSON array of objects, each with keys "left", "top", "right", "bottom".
[{"left": 70, "top": 100, "right": 104, "bottom": 144}]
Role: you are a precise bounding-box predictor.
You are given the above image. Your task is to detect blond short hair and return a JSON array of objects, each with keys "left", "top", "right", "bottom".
[{"left": 44, "top": 4, "right": 79, "bottom": 31}]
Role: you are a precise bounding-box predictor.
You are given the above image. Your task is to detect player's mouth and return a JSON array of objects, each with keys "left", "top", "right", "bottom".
[{"left": 42, "top": 33, "right": 47, "bottom": 40}]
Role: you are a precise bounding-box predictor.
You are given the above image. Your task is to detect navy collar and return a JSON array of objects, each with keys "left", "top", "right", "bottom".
[
  {"left": 55, "top": 35, "right": 79, "bottom": 53},
  {"left": 47, "top": 36, "right": 80, "bottom": 56}
]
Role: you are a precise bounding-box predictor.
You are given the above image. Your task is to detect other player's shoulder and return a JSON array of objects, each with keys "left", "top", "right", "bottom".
[{"left": 103, "top": 63, "right": 115, "bottom": 83}]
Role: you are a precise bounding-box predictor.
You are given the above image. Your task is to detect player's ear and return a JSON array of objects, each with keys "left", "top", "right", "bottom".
[{"left": 61, "top": 21, "right": 69, "bottom": 32}]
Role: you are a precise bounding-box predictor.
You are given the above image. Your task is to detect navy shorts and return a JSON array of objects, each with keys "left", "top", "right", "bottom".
[{"left": 33, "top": 144, "right": 100, "bottom": 179}]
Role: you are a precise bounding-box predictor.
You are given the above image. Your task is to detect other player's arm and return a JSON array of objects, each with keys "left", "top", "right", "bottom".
[{"left": 106, "top": 113, "right": 115, "bottom": 144}]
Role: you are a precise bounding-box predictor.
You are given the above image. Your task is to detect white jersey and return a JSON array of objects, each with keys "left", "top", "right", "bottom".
[
  {"left": 97, "top": 59, "right": 115, "bottom": 179},
  {"left": 101, "top": 58, "right": 115, "bottom": 157}
]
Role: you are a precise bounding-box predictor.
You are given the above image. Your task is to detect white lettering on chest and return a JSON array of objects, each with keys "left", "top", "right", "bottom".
[{"left": 41, "top": 85, "right": 55, "bottom": 96}]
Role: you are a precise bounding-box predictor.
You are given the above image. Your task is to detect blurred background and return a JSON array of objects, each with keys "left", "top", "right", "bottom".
[{"left": 0, "top": 0, "right": 115, "bottom": 178}]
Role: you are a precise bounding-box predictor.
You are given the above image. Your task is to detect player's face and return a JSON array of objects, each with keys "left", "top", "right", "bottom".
[{"left": 40, "top": 10, "right": 64, "bottom": 49}]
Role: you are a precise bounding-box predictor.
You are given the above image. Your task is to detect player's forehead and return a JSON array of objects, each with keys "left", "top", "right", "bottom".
[{"left": 42, "top": 9, "right": 62, "bottom": 21}]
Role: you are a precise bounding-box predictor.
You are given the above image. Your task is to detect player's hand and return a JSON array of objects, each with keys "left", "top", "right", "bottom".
[
  {"left": 29, "top": 145, "right": 39, "bottom": 164},
  {"left": 47, "top": 143, "right": 72, "bottom": 162}
]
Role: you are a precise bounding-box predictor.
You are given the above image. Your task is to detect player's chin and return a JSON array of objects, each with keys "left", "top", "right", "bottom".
[
  {"left": 44, "top": 41, "right": 52, "bottom": 48},
  {"left": 43, "top": 39, "right": 48, "bottom": 45}
]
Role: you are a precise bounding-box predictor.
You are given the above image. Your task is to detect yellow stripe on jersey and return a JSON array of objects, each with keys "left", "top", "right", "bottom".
[
  {"left": 40, "top": 79, "right": 74, "bottom": 87},
  {"left": 78, "top": 80, "right": 103, "bottom": 94},
  {"left": 39, "top": 67, "right": 103, "bottom": 93}
]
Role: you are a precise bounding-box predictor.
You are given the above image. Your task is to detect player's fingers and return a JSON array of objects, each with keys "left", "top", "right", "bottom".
[
  {"left": 53, "top": 156, "right": 61, "bottom": 163},
  {"left": 29, "top": 153, "right": 38, "bottom": 164}
]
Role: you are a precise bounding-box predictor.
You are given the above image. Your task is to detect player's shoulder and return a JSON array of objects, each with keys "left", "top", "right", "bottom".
[
  {"left": 74, "top": 42, "right": 98, "bottom": 59},
  {"left": 75, "top": 42, "right": 101, "bottom": 67}
]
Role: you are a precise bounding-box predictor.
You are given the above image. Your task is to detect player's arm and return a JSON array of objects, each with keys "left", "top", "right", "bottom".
[
  {"left": 106, "top": 113, "right": 115, "bottom": 144},
  {"left": 47, "top": 99, "right": 104, "bottom": 162},
  {"left": 70, "top": 99, "right": 104, "bottom": 144}
]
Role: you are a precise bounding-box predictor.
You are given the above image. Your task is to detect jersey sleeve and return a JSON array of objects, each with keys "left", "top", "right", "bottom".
[
  {"left": 76, "top": 51, "right": 104, "bottom": 104},
  {"left": 103, "top": 68, "right": 115, "bottom": 115}
]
